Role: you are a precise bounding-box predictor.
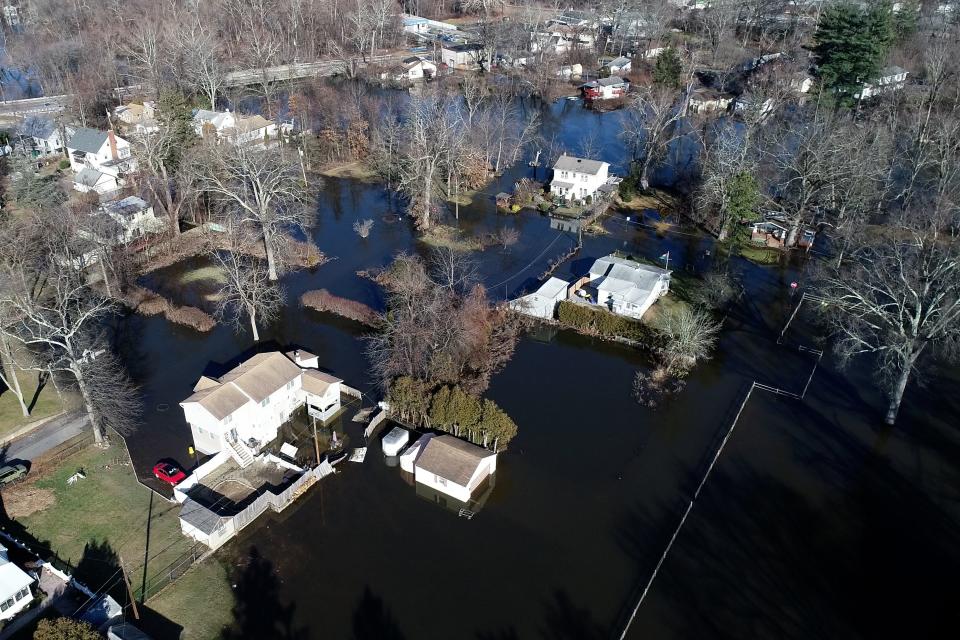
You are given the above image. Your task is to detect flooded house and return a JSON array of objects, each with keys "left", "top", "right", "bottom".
[
  {"left": 411, "top": 435, "right": 497, "bottom": 503},
  {"left": 180, "top": 350, "right": 344, "bottom": 464},
  {"left": 0, "top": 544, "right": 34, "bottom": 622},
  {"left": 686, "top": 88, "right": 735, "bottom": 115},
  {"left": 572, "top": 254, "right": 671, "bottom": 320},
  {"left": 549, "top": 154, "right": 611, "bottom": 201},
  {"left": 508, "top": 277, "right": 570, "bottom": 320},
  {"left": 581, "top": 76, "right": 629, "bottom": 101}
]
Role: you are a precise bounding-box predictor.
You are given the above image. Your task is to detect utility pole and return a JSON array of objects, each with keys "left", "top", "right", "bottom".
[{"left": 118, "top": 555, "right": 141, "bottom": 620}]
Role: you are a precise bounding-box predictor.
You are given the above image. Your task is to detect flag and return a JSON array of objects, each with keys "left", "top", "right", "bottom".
[{"left": 659, "top": 252, "right": 669, "bottom": 260}]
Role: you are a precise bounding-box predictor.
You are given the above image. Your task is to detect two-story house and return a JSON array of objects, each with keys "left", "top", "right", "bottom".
[
  {"left": 550, "top": 154, "right": 611, "bottom": 201},
  {"left": 180, "top": 350, "right": 343, "bottom": 466},
  {"left": 66, "top": 127, "right": 135, "bottom": 195}
]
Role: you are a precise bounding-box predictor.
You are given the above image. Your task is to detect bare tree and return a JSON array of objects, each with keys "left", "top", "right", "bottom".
[
  {"left": 353, "top": 219, "right": 374, "bottom": 238},
  {"left": 211, "top": 230, "right": 284, "bottom": 342},
  {"left": 622, "top": 85, "right": 686, "bottom": 191},
  {"left": 188, "top": 144, "right": 312, "bottom": 280},
  {"left": 176, "top": 26, "right": 226, "bottom": 109},
  {"left": 815, "top": 226, "right": 960, "bottom": 425},
  {"left": 0, "top": 220, "right": 138, "bottom": 442},
  {"left": 0, "top": 333, "right": 29, "bottom": 418}
]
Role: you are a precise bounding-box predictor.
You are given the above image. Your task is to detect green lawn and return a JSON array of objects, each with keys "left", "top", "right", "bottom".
[
  {"left": 149, "top": 558, "right": 234, "bottom": 640},
  {"left": 12, "top": 443, "right": 194, "bottom": 593},
  {"left": 0, "top": 373, "right": 77, "bottom": 441},
  {"left": 740, "top": 244, "right": 783, "bottom": 265}
]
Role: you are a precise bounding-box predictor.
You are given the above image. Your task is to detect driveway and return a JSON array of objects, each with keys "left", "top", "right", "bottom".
[{"left": 2, "top": 409, "right": 90, "bottom": 462}]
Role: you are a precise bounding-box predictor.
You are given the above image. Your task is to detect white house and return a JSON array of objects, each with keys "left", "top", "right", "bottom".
[
  {"left": 412, "top": 434, "right": 497, "bottom": 503},
  {"left": 859, "top": 65, "right": 909, "bottom": 99},
  {"left": 180, "top": 350, "right": 343, "bottom": 466},
  {"left": 687, "top": 88, "right": 734, "bottom": 115},
  {"left": 66, "top": 127, "right": 135, "bottom": 194},
  {"left": 96, "top": 196, "right": 167, "bottom": 243},
  {"left": 508, "top": 277, "right": 569, "bottom": 320},
  {"left": 193, "top": 109, "right": 288, "bottom": 145},
  {"left": 586, "top": 255, "right": 670, "bottom": 319},
  {"left": 550, "top": 154, "right": 610, "bottom": 201},
  {"left": 604, "top": 56, "right": 632, "bottom": 74},
  {"left": 530, "top": 28, "right": 595, "bottom": 54},
  {"left": 0, "top": 544, "right": 34, "bottom": 622},
  {"left": 402, "top": 15, "right": 429, "bottom": 33},
  {"left": 440, "top": 43, "right": 484, "bottom": 70},
  {"left": 392, "top": 56, "right": 437, "bottom": 81},
  {"left": 19, "top": 116, "right": 66, "bottom": 156},
  {"left": 581, "top": 76, "right": 630, "bottom": 100}
]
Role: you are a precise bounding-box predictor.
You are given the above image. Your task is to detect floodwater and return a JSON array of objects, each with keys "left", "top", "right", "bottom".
[{"left": 116, "top": 97, "right": 960, "bottom": 639}]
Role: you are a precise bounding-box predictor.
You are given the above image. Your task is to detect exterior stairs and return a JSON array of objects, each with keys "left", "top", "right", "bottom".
[{"left": 225, "top": 434, "right": 255, "bottom": 468}]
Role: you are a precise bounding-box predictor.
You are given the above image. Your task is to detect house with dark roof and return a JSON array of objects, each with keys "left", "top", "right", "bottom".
[
  {"left": 440, "top": 42, "right": 484, "bottom": 70},
  {"left": 19, "top": 116, "right": 69, "bottom": 156},
  {"left": 411, "top": 435, "right": 497, "bottom": 502},
  {"left": 66, "top": 127, "right": 135, "bottom": 194}
]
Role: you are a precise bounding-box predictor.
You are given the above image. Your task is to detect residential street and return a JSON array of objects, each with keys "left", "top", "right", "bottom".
[{"left": 2, "top": 410, "right": 89, "bottom": 462}]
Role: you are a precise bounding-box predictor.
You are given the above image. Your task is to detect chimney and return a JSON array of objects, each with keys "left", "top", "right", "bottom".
[
  {"left": 108, "top": 130, "right": 119, "bottom": 161},
  {"left": 294, "top": 349, "right": 300, "bottom": 364}
]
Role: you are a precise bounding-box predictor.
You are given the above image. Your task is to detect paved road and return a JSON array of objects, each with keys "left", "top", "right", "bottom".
[
  {"left": 2, "top": 409, "right": 89, "bottom": 462},
  {"left": 0, "top": 95, "right": 70, "bottom": 116}
]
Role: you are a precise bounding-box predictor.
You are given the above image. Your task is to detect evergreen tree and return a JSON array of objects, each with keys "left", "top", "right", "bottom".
[
  {"left": 814, "top": 1, "right": 893, "bottom": 104},
  {"left": 652, "top": 48, "right": 682, "bottom": 88},
  {"left": 33, "top": 618, "right": 101, "bottom": 640},
  {"left": 9, "top": 154, "right": 65, "bottom": 212},
  {"left": 893, "top": 0, "right": 919, "bottom": 41},
  {"left": 155, "top": 89, "right": 197, "bottom": 171}
]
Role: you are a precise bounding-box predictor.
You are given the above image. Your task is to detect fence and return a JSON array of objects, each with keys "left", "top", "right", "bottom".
[
  {"left": 135, "top": 542, "right": 208, "bottom": 603},
  {"left": 616, "top": 292, "right": 826, "bottom": 639}
]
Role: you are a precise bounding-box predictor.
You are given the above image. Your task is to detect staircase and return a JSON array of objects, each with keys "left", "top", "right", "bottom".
[{"left": 225, "top": 434, "right": 255, "bottom": 468}]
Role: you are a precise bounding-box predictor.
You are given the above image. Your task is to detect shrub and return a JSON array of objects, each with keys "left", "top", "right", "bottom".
[
  {"left": 58, "top": 159, "right": 70, "bottom": 170},
  {"left": 301, "top": 289, "right": 380, "bottom": 326},
  {"left": 165, "top": 305, "right": 217, "bottom": 331},
  {"left": 557, "top": 301, "right": 658, "bottom": 344}
]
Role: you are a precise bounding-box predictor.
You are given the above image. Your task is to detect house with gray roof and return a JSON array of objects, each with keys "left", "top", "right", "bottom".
[
  {"left": 180, "top": 351, "right": 344, "bottom": 467},
  {"left": 66, "top": 127, "right": 135, "bottom": 194},
  {"left": 585, "top": 254, "right": 671, "bottom": 319},
  {"left": 412, "top": 434, "right": 497, "bottom": 503},
  {"left": 550, "top": 153, "right": 611, "bottom": 202}
]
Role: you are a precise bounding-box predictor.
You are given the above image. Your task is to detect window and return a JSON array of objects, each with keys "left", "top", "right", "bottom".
[
  {"left": 435, "top": 474, "right": 447, "bottom": 486},
  {"left": 223, "top": 414, "right": 232, "bottom": 425},
  {"left": 261, "top": 397, "right": 270, "bottom": 407},
  {"left": 286, "top": 380, "right": 295, "bottom": 390},
  {"left": 14, "top": 589, "right": 24, "bottom": 601}
]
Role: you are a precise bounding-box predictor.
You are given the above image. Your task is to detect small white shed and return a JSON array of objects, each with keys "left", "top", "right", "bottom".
[
  {"left": 508, "top": 277, "right": 569, "bottom": 320},
  {"left": 400, "top": 433, "right": 435, "bottom": 473},
  {"left": 382, "top": 426, "right": 409, "bottom": 457},
  {"left": 414, "top": 435, "right": 497, "bottom": 503}
]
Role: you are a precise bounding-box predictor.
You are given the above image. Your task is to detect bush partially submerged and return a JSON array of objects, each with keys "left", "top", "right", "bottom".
[
  {"left": 301, "top": 289, "right": 380, "bottom": 326},
  {"left": 124, "top": 285, "right": 216, "bottom": 332},
  {"left": 557, "top": 301, "right": 659, "bottom": 345}
]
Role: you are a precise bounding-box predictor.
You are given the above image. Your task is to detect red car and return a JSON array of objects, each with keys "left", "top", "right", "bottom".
[{"left": 153, "top": 461, "right": 187, "bottom": 486}]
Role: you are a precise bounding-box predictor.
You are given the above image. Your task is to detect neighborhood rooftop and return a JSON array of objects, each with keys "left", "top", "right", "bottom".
[
  {"left": 554, "top": 154, "right": 607, "bottom": 175},
  {"left": 415, "top": 434, "right": 496, "bottom": 487},
  {"left": 67, "top": 127, "right": 110, "bottom": 153}
]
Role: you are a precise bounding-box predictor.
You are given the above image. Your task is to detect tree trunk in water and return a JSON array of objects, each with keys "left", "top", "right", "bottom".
[
  {"left": 250, "top": 308, "right": 260, "bottom": 341},
  {"left": 639, "top": 155, "right": 652, "bottom": 192},
  {"left": 263, "top": 230, "right": 279, "bottom": 280},
  {"left": 75, "top": 371, "right": 104, "bottom": 444},
  {"left": 885, "top": 363, "right": 913, "bottom": 426}
]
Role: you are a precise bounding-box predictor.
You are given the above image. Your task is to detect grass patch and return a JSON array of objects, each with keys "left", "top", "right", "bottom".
[
  {"left": 613, "top": 189, "right": 678, "bottom": 213},
  {"left": 419, "top": 225, "right": 483, "bottom": 251},
  {"left": 179, "top": 265, "right": 226, "bottom": 286},
  {"left": 10, "top": 442, "right": 195, "bottom": 590},
  {"left": 0, "top": 375, "right": 78, "bottom": 441},
  {"left": 319, "top": 161, "right": 378, "bottom": 181},
  {"left": 149, "top": 558, "right": 233, "bottom": 640},
  {"left": 739, "top": 244, "right": 783, "bottom": 265}
]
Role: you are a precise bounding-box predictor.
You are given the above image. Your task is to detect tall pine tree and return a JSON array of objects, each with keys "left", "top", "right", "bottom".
[{"left": 814, "top": 1, "right": 893, "bottom": 105}]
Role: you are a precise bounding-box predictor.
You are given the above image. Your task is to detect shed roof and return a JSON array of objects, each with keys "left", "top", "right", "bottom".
[
  {"left": 536, "top": 277, "right": 569, "bottom": 300},
  {"left": 607, "top": 56, "right": 631, "bottom": 67},
  {"left": 597, "top": 76, "right": 627, "bottom": 86},
  {"left": 0, "top": 558, "right": 33, "bottom": 597},
  {"left": 415, "top": 435, "right": 495, "bottom": 487},
  {"left": 67, "top": 127, "right": 109, "bottom": 153},
  {"left": 75, "top": 167, "right": 107, "bottom": 187},
  {"left": 180, "top": 498, "right": 227, "bottom": 535},
  {"left": 108, "top": 623, "right": 153, "bottom": 640},
  {"left": 102, "top": 196, "right": 150, "bottom": 219},
  {"left": 553, "top": 154, "right": 607, "bottom": 175}
]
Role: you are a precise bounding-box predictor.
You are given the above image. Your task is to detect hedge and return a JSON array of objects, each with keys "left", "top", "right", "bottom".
[{"left": 557, "top": 301, "right": 660, "bottom": 345}]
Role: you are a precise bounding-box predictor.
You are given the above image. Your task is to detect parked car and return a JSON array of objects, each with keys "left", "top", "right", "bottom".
[
  {"left": 152, "top": 461, "right": 186, "bottom": 486},
  {"left": 0, "top": 463, "right": 28, "bottom": 485}
]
